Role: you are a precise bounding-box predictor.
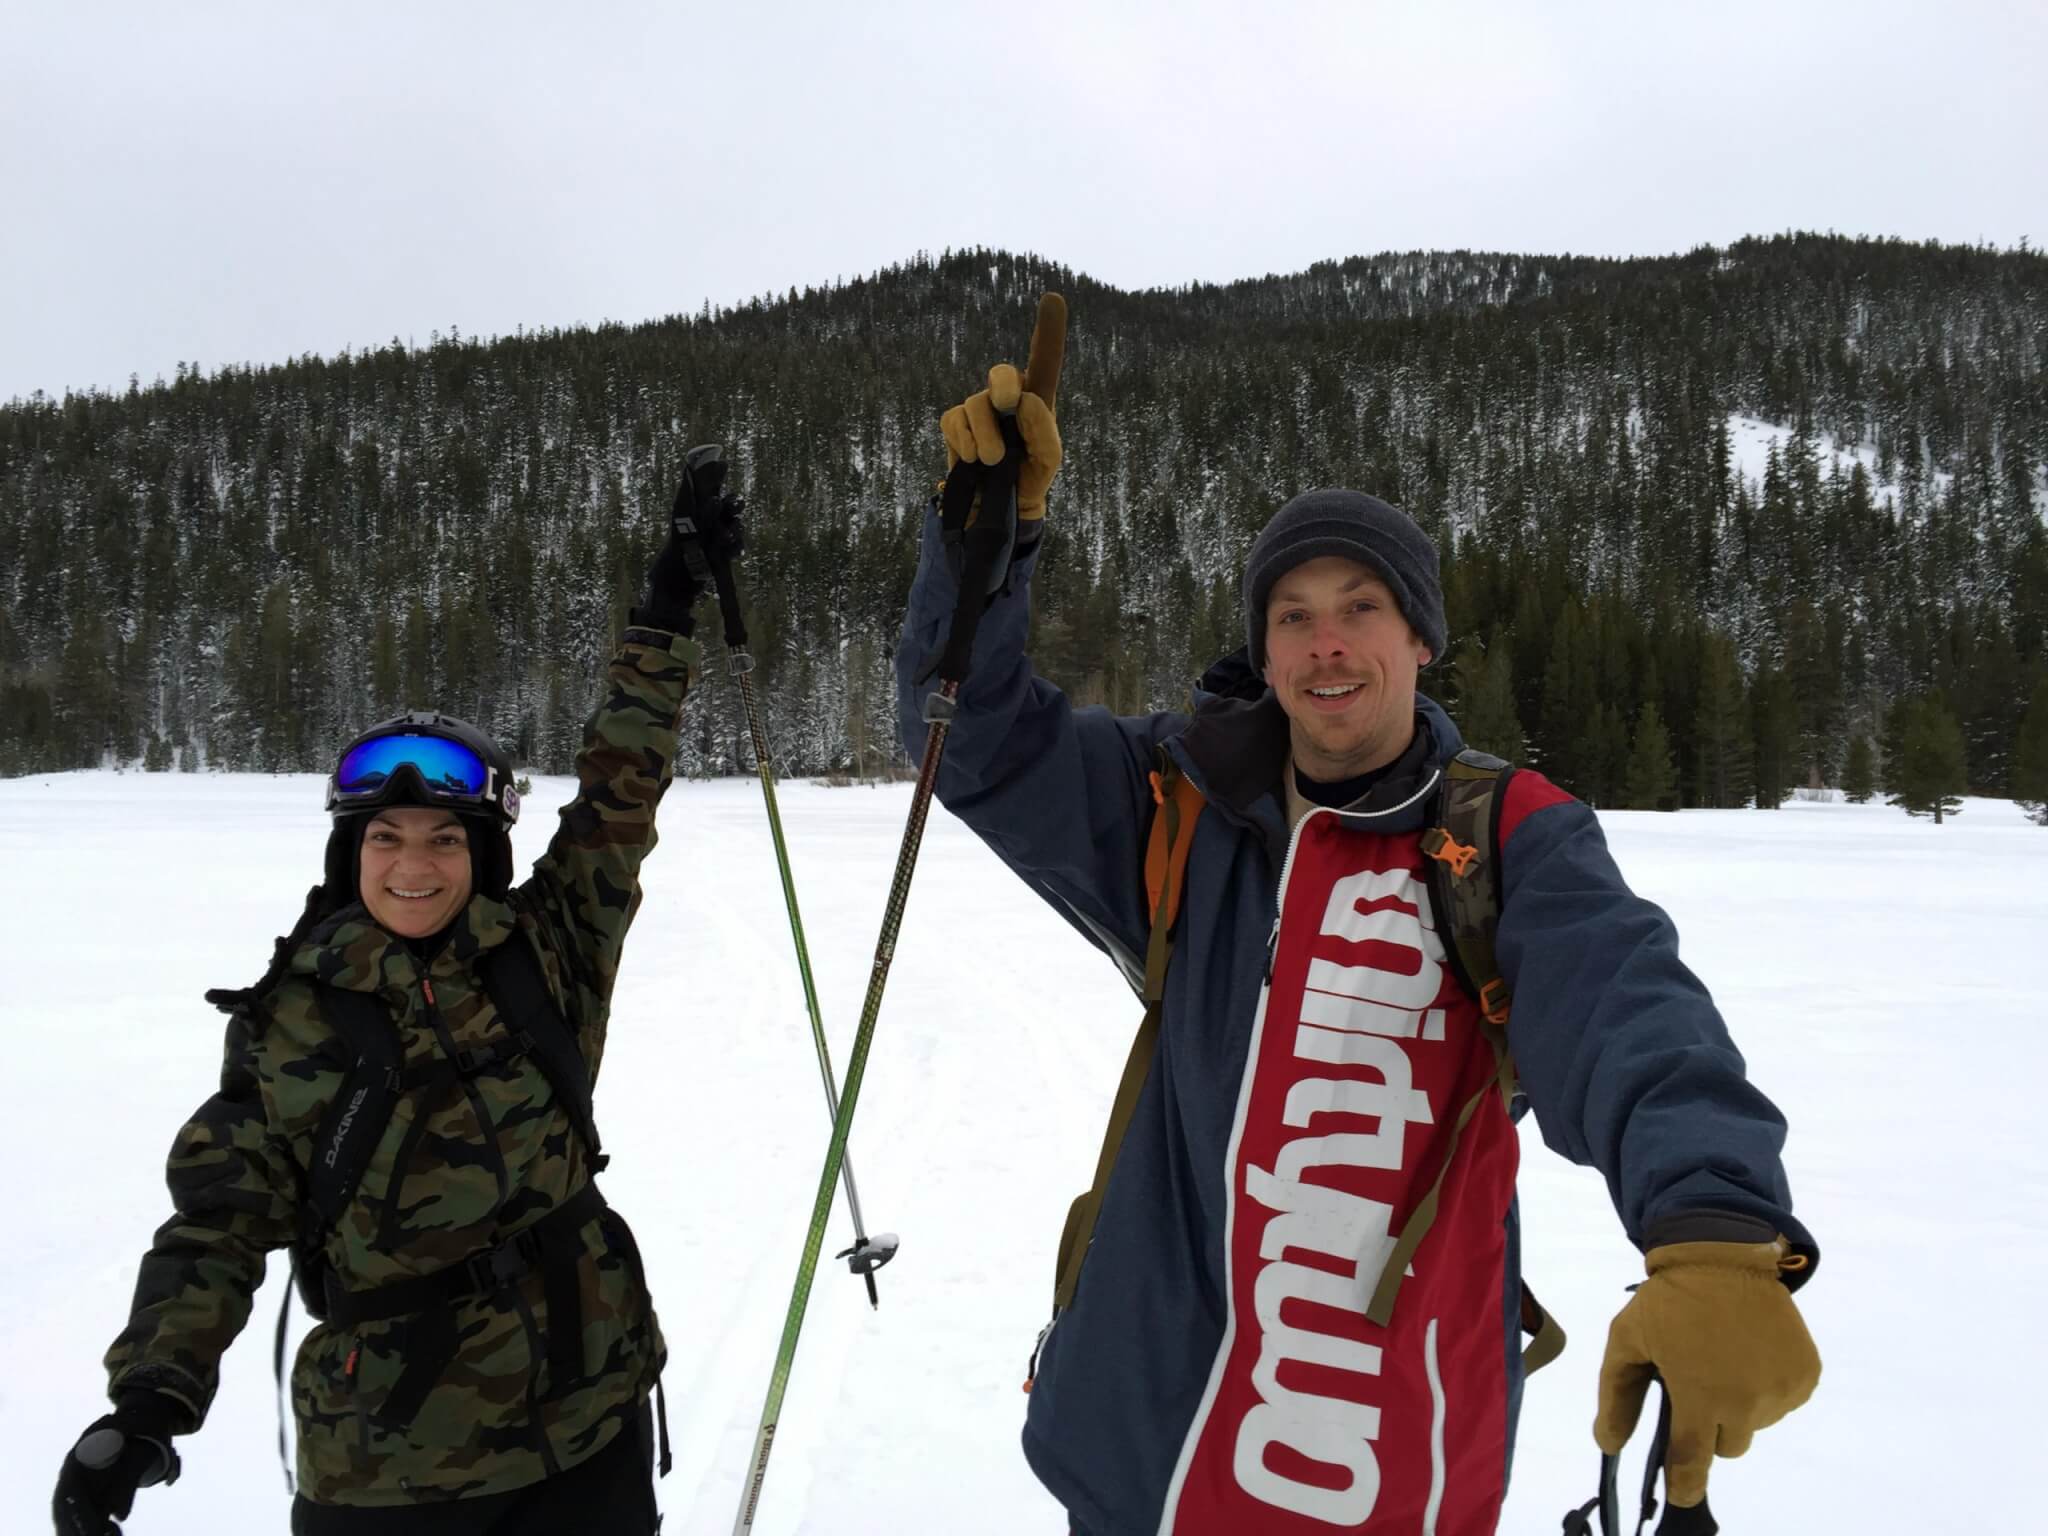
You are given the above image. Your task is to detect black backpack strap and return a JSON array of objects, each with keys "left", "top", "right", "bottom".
[
  {"left": 213, "top": 887, "right": 377, "bottom": 1495},
  {"left": 324, "top": 1182, "right": 609, "bottom": 1428},
  {"left": 268, "top": 982, "right": 404, "bottom": 1489},
  {"left": 478, "top": 927, "right": 606, "bottom": 1174},
  {"left": 302, "top": 986, "right": 405, "bottom": 1245}
]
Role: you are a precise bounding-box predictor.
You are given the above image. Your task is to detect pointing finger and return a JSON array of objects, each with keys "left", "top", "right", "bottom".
[{"left": 1022, "top": 292, "right": 1068, "bottom": 412}]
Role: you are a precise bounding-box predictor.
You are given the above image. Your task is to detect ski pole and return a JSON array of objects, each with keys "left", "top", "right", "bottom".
[
  {"left": 674, "top": 444, "right": 898, "bottom": 1305},
  {"left": 1562, "top": 1375, "right": 1717, "bottom": 1536},
  {"left": 730, "top": 291, "right": 1066, "bottom": 1536}
]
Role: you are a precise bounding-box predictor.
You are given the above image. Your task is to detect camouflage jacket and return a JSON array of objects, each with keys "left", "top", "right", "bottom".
[{"left": 104, "top": 628, "right": 692, "bottom": 1505}]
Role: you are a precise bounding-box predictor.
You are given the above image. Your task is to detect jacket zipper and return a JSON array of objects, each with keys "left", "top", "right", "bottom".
[
  {"left": 1266, "top": 766, "right": 1443, "bottom": 977},
  {"left": 419, "top": 973, "right": 514, "bottom": 1212}
]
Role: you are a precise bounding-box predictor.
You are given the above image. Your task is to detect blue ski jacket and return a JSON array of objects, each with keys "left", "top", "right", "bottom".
[{"left": 896, "top": 506, "right": 1816, "bottom": 1536}]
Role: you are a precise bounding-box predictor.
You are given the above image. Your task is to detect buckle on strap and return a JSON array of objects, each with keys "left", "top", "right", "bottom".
[
  {"left": 463, "top": 1231, "right": 539, "bottom": 1294},
  {"left": 454, "top": 1030, "right": 536, "bottom": 1078},
  {"left": 1422, "top": 826, "right": 1478, "bottom": 878},
  {"left": 1479, "top": 977, "right": 1512, "bottom": 1026}
]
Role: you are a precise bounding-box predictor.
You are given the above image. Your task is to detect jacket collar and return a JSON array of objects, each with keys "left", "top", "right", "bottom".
[
  {"left": 289, "top": 894, "right": 519, "bottom": 994},
  {"left": 1165, "top": 686, "right": 1463, "bottom": 858}
]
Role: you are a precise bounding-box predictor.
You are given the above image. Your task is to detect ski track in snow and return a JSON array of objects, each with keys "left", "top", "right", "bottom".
[{"left": 2, "top": 772, "right": 2041, "bottom": 1532}]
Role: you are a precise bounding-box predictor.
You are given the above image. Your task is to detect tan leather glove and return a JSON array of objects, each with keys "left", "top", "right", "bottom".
[
  {"left": 1595, "top": 1237, "right": 1820, "bottom": 1508},
  {"left": 938, "top": 293, "right": 1066, "bottom": 533}
]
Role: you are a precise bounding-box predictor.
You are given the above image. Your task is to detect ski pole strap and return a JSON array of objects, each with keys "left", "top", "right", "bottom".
[
  {"left": 1563, "top": 1376, "right": 1718, "bottom": 1536},
  {"left": 675, "top": 516, "right": 748, "bottom": 650},
  {"left": 708, "top": 552, "right": 748, "bottom": 649},
  {"left": 654, "top": 1374, "right": 673, "bottom": 1476},
  {"left": 273, "top": 1258, "right": 296, "bottom": 1492},
  {"left": 918, "top": 413, "right": 1024, "bottom": 686}
]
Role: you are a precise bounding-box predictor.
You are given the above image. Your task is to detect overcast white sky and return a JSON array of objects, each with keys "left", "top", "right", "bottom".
[{"left": 3, "top": 0, "right": 2042, "bottom": 403}]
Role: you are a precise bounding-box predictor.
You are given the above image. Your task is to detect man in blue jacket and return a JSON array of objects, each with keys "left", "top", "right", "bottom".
[{"left": 897, "top": 320, "right": 1820, "bottom": 1536}]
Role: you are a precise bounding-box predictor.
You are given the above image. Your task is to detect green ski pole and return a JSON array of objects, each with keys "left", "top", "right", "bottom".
[
  {"left": 731, "top": 679, "right": 959, "bottom": 1535},
  {"left": 676, "top": 444, "right": 898, "bottom": 1304}
]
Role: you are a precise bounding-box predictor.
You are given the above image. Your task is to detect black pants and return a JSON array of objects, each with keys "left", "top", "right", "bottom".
[{"left": 290, "top": 1403, "right": 659, "bottom": 1535}]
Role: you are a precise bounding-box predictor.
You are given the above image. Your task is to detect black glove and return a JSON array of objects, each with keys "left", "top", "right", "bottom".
[
  {"left": 632, "top": 448, "right": 747, "bottom": 635},
  {"left": 54, "top": 1393, "right": 182, "bottom": 1535}
]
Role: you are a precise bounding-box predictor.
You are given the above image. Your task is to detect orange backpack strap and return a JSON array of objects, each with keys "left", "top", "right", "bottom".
[
  {"left": 1142, "top": 755, "right": 1207, "bottom": 1003},
  {"left": 1048, "top": 749, "right": 1206, "bottom": 1321}
]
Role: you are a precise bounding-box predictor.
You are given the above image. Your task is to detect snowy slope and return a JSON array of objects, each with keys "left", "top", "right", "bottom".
[
  {"left": 2, "top": 772, "right": 2041, "bottom": 1533},
  {"left": 1724, "top": 412, "right": 1955, "bottom": 513}
]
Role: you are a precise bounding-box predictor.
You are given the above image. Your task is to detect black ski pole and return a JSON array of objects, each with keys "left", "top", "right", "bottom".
[{"left": 672, "top": 445, "right": 898, "bottom": 1304}]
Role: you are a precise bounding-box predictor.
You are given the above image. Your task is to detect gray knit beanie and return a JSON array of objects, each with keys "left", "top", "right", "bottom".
[{"left": 1242, "top": 488, "right": 1446, "bottom": 670}]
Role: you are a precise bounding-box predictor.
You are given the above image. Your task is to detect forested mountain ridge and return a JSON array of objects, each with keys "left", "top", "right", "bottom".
[{"left": 3, "top": 233, "right": 2044, "bottom": 810}]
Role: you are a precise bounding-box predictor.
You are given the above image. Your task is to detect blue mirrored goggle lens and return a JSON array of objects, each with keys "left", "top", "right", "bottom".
[{"left": 336, "top": 734, "right": 489, "bottom": 797}]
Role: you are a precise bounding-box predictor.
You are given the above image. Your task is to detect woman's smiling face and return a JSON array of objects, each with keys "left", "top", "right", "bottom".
[{"left": 357, "top": 807, "right": 473, "bottom": 937}]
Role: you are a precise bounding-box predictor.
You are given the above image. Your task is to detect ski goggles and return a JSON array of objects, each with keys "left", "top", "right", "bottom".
[{"left": 328, "top": 731, "right": 518, "bottom": 822}]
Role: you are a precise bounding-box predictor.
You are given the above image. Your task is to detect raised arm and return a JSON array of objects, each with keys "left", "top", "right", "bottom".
[
  {"left": 518, "top": 627, "right": 692, "bottom": 1057},
  {"left": 896, "top": 299, "right": 1173, "bottom": 975},
  {"left": 519, "top": 460, "right": 743, "bottom": 1065}
]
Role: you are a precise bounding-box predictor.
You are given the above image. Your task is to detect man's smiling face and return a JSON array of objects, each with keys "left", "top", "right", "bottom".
[{"left": 1262, "top": 555, "right": 1431, "bottom": 781}]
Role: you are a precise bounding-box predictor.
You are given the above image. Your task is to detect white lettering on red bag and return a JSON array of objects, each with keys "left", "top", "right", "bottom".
[{"left": 1158, "top": 818, "right": 1517, "bottom": 1535}]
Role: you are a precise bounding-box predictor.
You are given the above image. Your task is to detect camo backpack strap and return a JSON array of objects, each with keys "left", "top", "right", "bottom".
[
  {"left": 1394, "top": 748, "right": 1565, "bottom": 1372},
  {"left": 1420, "top": 748, "right": 1517, "bottom": 1066}
]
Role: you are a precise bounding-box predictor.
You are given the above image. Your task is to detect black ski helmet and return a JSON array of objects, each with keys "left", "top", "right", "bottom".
[{"left": 323, "top": 711, "right": 519, "bottom": 909}]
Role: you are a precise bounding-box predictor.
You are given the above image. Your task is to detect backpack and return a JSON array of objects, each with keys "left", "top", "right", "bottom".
[
  {"left": 1035, "top": 746, "right": 1566, "bottom": 1387},
  {"left": 204, "top": 889, "right": 644, "bottom": 1484}
]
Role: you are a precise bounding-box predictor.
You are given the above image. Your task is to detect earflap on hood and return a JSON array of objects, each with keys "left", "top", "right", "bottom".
[{"left": 1194, "top": 645, "right": 1267, "bottom": 705}]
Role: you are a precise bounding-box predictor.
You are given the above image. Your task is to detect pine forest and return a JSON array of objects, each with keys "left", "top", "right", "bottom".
[{"left": 3, "top": 233, "right": 2045, "bottom": 815}]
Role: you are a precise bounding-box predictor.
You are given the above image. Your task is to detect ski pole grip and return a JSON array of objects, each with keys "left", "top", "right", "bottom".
[
  {"left": 73, "top": 1428, "right": 126, "bottom": 1470},
  {"left": 928, "top": 413, "right": 1024, "bottom": 685},
  {"left": 74, "top": 1426, "right": 178, "bottom": 1487},
  {"left": 676, "top": 443, "right": 749, "bottom": 649}
]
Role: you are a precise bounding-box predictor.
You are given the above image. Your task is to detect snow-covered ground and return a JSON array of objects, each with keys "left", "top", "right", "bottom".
[{"left": 3, "top": 772, "right": 2041, "bottom": 1533}]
